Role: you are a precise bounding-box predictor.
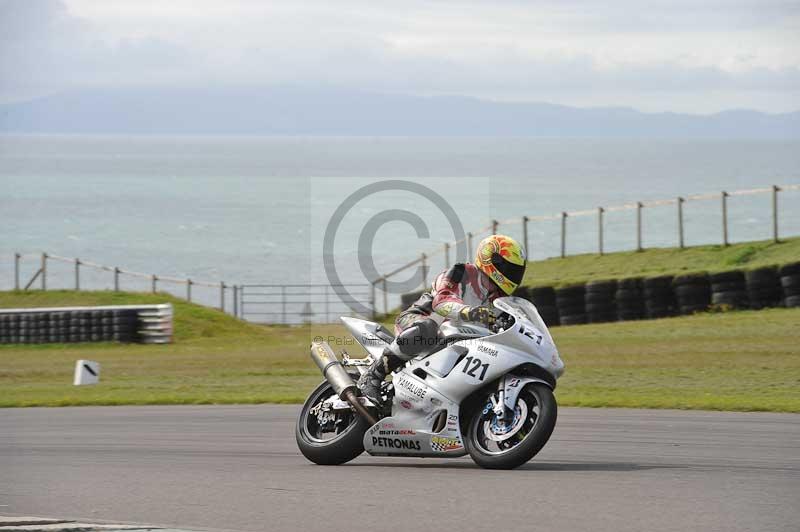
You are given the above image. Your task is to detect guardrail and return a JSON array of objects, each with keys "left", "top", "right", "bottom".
[
  {"left": 371, "top": 183, "right": 800, "bottom": 314},
  {"left": 239, "top": 283, "right": 374, "bottom": 324}
]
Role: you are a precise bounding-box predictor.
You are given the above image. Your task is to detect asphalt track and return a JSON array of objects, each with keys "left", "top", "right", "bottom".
[{"left": 2, "top": 405, "right": 798, "bottom": 532}]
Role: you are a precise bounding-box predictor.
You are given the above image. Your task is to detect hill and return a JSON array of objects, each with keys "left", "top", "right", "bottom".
[
  {"left": 522, "top": 237, "right": 800, "bottom": 288},
  {"left": 1, "top": 86, "right": 798, "bottom": 138}
]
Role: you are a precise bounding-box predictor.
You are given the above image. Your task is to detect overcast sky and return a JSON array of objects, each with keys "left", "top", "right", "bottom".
[{"left": 2, "top": 0, "right": 799, "bottom": 113}]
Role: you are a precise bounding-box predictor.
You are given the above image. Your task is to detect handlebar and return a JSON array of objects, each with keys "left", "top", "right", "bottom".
[{"left": 492, "top": 312, "right": 514, "bottom": 333}]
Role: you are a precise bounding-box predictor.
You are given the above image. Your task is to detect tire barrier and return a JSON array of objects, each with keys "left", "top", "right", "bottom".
[
  {"left": 555, "top": 285, "right": 586, "bottom": 325},
  {"left": 398, "top": 262, "right": 799, "bottom": 328},
  {"left": 526, "top": 287, "right": 559, "bottom": 327},
  {"left": 779, "top": 262, "right": 800, "bottom": 308},
  {"left": 616, "top": 278, "right": 645, "bottom": 321},
  {"left": 642, "top": 275, "right": 675, "bottom": 319},
  {"left": 710, "top": 270, "right": 749, "bottom": 309},
  {"left": 673, "top": 273, "right": 711, "bottom": 315},
  {"left": 0, "top": 304, "right": 172, "bottom": 345},
  {"left": 745, "top": 267, "right": 782, "bottom": 309},
  {"left": 585, "top": 280, "right": 617, "bottom": 323}
]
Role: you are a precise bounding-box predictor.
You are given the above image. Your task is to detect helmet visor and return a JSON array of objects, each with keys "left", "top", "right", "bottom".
[{"left": 491, "top": 254, "right": 525, "bottom": 286}]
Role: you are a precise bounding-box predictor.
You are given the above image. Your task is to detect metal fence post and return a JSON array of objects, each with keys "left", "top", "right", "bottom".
[
  {"left": 677, "top": 197, "right": 685, "bottom": 249},
  {"left": 41, "top": 253, "right": 47, "bottom": 290},
  {"left": 370, "top": 282, "right": 376, "bottom": 320},
  {"left": 152, "top": 275, "right": 157, "bottom": 293},
  {"left": 773, "top": 185, "right": 780, "bottom": 243},
  {"left": 444, "top": 242, "right": 450, "bottom": 268},
  {"left": 598, "top": 207, "right": 604, "bottom": 256},
  {"left": 522, "top": 216, "right": 529, "bottom": 258},
  {"left": 421, "top": 253, "right": 428, "bottom": 288},
  {"left": 74, "top": 258, "right": 80, "bottom": 290},
  {"left": 114, "top": 267, "right": 120, "bottom": 291},
  {"left": 324, "top": 285, "right": 329, "bottom": 323},
  {"left": 382, "top": 278, "right": 388, "bottom": 316},
  {"left": 220, "top": 282, "right": 225, "bottom": 311},
  {"left": 636, "top": 202, "right": 643, "bottom": 251},
  {"left": 14, "top": 253, "right": 20, "bottom": 290},
  {"left": 280, "top": 285, "right": 286, "bottom": 324},
  {"left": 233, "top": 284, "right": 239, "bottom": 318},
  {"left": 560, "top": 212, "right": 567, "bottom": 258},
  {"left": 187, "top": 279, "right": 193, "bottom": 302},
  {"left": 722, "top": 191, "right": 729, "bottom": 246},
  {"left": 492, "top": 219, "right": 498, "bottom": 235}
]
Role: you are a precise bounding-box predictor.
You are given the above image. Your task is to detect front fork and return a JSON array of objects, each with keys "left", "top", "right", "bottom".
[{"left": 490, "top": 376, "right": 509, "bottom": 421}]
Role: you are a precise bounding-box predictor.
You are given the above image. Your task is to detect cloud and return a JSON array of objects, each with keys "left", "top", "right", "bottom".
[
  {"left": 1, "top": 0, "right": 798, "bottom": 112},
  {"left": 0, "top": 0, "right": 195, "bottom": 98}
]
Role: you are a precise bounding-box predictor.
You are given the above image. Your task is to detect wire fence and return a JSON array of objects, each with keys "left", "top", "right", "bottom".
[
  {"left": 371, "top": 183, "right": 800, "bottom": 314},
  {"left": 7, "top": 183, "right": 799, "bottom": 321},
  {"left": 8, "top": 253, "right": 376, "bottom": 324},
  {"left": 10, "top": 252, "right": 242, "bottom": 317}
]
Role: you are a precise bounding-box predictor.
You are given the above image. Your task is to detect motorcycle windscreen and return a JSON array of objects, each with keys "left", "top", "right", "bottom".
[{"left": 493, "top": 296, "right": 555, "bottom": 345}]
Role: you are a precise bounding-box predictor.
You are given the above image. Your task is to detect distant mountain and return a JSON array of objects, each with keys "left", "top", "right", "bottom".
[{"left": 1, "top": 86, "right": 798, "bottom": 138}]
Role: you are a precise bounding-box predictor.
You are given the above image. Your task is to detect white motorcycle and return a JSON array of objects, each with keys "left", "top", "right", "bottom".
[{"left": 296, "top": 296, "right": 565, "bottom": 470}]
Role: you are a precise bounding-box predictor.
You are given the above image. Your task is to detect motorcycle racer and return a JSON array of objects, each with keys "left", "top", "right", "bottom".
[{"left": 357, "top": 234, "right": 527, "bottom": 406}]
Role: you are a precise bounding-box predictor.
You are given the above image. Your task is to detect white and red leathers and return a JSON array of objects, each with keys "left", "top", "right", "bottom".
[{"left": 395, "top": 263, "right": 502, "bottom": 333}]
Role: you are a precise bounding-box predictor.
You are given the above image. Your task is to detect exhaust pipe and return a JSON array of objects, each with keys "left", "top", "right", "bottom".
[{"left": 310, "top": 341, "right": 377, "bottom": 425}]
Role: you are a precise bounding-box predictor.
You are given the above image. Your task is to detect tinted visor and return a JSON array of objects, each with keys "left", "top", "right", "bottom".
[{"left": 491, "top": 254, "right": 525, "bottom": 285}]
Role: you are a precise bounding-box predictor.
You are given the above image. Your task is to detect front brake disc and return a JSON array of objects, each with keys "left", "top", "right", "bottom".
[{"left": 484, "top": 401, "right": 528, "bottom": 442}]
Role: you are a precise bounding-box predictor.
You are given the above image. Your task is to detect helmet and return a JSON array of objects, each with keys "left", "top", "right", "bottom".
[{"left": 475, "top": 234, "right": 526, "bottom": 295}]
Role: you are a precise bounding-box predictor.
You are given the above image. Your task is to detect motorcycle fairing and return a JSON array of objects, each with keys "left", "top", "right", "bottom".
[
  {"left": 363, "top": 376, "right": 467, "bottom": 457},
  {"left": 340, "top": 316, "right": 392, "bottom": 359}
]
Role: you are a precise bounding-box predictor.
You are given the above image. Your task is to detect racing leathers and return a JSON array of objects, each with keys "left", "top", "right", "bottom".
[
  {"left": 357, "top": 263, "right": 501, "bottom": 406},
  {"left": 395, "top": 262, "right": 503, "bottom": 334}
]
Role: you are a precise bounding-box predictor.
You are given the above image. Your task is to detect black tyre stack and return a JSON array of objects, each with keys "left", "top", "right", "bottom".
[
  {"left": 526, "top": 287, "right": 560, "bottom": 327},
  {"left": 745, "top": 267, "right": 783, "bottom": 309},
  {"left": 780, "top": 262, "right": 800, "bottom": 308},
  {"left": 710, "top": 270, "right": 749, "bottom": 309},
  {"left": 673, "top": 273, "right": 711, "bottom": 315},
  {"left": 585, "top": 280, "right": 617, "bottom": 323},
  {"left": 112, "top": 309, "right": 140, "bottom": 342},
  {"left": 0, "top": 308, "right": 143, "bottom": 344},
  {"left": 556, "top": 285, "right": 586, "bottom": 325},
  {"left": 615, "top": 278, "right": 645, "bottom": 321},
  {"left": 642, "top": 276, "right": 675, "bottom": 319}
]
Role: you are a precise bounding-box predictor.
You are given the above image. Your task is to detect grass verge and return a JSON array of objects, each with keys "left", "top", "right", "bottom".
[
  {"left": 522, "top": 236, "right": 800, "bottom": 287},
  {"left": 1, "top": 291, "right": 799, "bottom": 412}
]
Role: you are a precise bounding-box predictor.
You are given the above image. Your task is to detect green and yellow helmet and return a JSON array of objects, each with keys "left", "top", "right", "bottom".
[{"left": 475, "top": 234, "right": 527, "bottom": 295}]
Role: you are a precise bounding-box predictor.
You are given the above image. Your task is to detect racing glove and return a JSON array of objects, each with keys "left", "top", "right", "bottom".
[{"left": 459, "top": 306, "right": 496, "bottom": 327}]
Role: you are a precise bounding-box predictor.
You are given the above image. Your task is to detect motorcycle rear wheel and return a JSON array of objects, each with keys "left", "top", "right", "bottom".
[
  {"left": 295, "top": 379, "right": 370, "bottom": 465},
  {"left": 464, "top": 382, "right": 557, "bottom": 470}
]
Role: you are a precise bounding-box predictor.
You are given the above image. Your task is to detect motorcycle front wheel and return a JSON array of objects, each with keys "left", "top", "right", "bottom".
[
  {"left": 295, "top": 379, "right": 370, "bottom": 465},
  {"left": 464, "top": 382, "right": 557, "bottom": 470}
]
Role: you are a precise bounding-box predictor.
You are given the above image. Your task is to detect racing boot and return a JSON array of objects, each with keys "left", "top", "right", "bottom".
[
  {"left": 357, "top": 348, "right": 403, "bottom": 407},
  {"left": 358, "top": 318, "right": 439, "bottom": 407}
]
